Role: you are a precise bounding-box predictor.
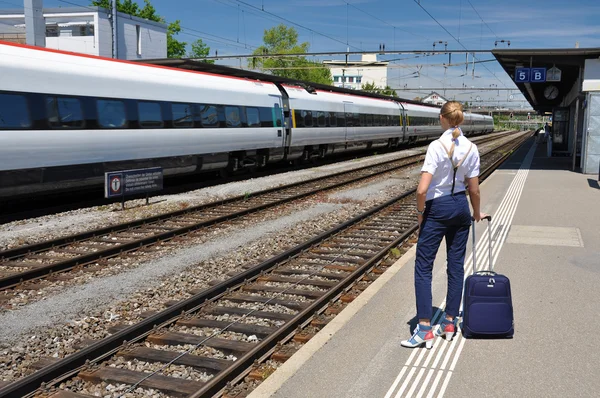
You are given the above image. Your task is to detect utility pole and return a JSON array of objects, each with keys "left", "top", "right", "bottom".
[
  {"left": 111, "top": 0, "right": 118, "bottom": 58},
  {"left": 24, "top": 0, "right": 45, "bottom": 47}
]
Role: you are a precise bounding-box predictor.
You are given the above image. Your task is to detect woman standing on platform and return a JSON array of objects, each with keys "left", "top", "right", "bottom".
[{"left": 401, "top": 101, "right": 488, "bottom": 349}]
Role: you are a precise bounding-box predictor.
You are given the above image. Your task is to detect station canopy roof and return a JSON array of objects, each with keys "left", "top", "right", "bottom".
[
  {"left": 492, "top": 48, "right": 600, "bottom": 113},
  {"left": 133, "top": 57, "right": 432, "bottom": 108}
]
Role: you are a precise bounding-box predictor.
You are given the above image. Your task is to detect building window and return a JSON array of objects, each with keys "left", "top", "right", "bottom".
[
  {"left": 348, "top": 77, "right": 354, "bottom": 83},
  {"left": 333, "top": 76, "right": 339, "bottom": 82},
  {"left": 46, "top": 25, "right": 59, "bottom": 37},
  {"left": 136, "top": 25, "right": 141, "bottom": 56},
  {"left": 356, "top": 76, "right": 362, "bottom": 83}
]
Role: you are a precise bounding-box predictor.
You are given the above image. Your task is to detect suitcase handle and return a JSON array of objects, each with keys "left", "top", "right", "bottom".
[{"left": 471, "top": 215, "right": 493, "bottom": 274}]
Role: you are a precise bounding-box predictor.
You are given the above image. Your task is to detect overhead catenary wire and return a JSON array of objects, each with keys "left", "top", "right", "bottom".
[
  {"left": 412, "top": 0, "right": 508, "bottom": 88},
  {"left": 467, "top": 0, "right": 500, "bottom": 41},
  {"left": 232, "top": 0, "right": 363, "bottom": 51}
]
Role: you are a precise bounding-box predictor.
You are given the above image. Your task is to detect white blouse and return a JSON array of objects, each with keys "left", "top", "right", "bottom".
[{"left": 421, "top": 128, "right": 480, "bottom": 201}]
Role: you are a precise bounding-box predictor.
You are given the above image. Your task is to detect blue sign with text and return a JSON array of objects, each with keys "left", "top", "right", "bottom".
[
  {"left": 515, "top": 67, "right": 547, "bottom": 83},
  {"left": 515, "top": 68, "right": 530, "bottom": 83},
  {"left": 531, "top": 68, "right": 546, "bottom": 83}
]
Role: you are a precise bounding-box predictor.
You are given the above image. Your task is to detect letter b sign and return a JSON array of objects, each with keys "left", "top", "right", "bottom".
[{"left": 531, "top": 68, "right": 546, "bottom": 83}]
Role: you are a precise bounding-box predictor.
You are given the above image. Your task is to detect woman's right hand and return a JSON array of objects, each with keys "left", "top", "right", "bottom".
[{"left": 474, "top": 212, "right": 489, "bottom": 222}]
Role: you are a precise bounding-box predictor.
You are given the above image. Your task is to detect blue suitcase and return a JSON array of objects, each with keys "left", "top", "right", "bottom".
[{"left": 462, "top": 216, "right": 514, "bottom": 338}]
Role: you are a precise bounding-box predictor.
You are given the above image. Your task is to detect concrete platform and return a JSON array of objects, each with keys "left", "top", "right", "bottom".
[{"left": 248, "top": 138, "right": 600, "bottom": 398}]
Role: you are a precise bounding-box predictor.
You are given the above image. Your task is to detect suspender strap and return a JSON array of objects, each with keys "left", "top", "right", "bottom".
[{"left": 437, "top": 139, "right": 473, "bottom": 195}]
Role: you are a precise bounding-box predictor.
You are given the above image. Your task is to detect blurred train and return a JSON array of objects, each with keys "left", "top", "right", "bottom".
[{"left": 0, "top": 41, "right": 494, "bottom": 199}]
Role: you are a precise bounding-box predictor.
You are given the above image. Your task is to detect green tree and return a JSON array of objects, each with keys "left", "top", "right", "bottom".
[
  {"left": 166, "top": 20, "right": 186, "bottom": 58},
  {"left": 91, "top": 0, "right": 186, "bottom": 58},
  {"left": 250, "top": 24, "right": 332, "bottom": 85},
  {"left": 188, "top": 39, "right": 214, "bottom": 64},
  {"left": 361, "top": 82, "right": 397, "bottom": 97}
]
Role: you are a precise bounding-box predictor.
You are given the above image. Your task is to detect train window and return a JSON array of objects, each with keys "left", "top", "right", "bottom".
[
  {"left": 274, "top": 103, "right": 282, "bottom": 127},
  {"left": 294, "top": 110, "right": 304, "bottom": 127},
  {"left": 138, "top": 101, "right": 163, "bottom": 128},
  {"left": 0, "top": 93, "right": 31, "bottom": 129},
  {"left": 172, "top": 103, "right": 194, "bottom": 128},
  {"left": 328, "top": 112, "right": 337, "bottom": 127},
  {"left": 302, "top": 110, "right": 313, "bottom": 127},
  {"left": 259, "top": 107, "right": 274, "bottom": 127},
  {"left": 359, "top": 114, "right": 366, "bottom": 127},
  {"left": 199, "top": 105, "right": 218, "bottom": 127},
  {"left": 336, "top": 112, "right": 346, "bottom": 127},
  {"left": 97, "top": 99, "right": 127, "bottom": 128},
  {"left": 366, "top": 114, "right": 373, "bottom": 126},
  {"left": 225, "top": 106, "right": 241, "bottom": 127},
  {"left": 317, "top": 111, "right": 326, "bottom": 127},
  {"left": 47, "top": 96, "right": 84, "bottom": 128},
  {"left": 246, "top": 107, "right": 261, "bottom": 128},
  {"left": 353, "top": 113, "right": 360, "bottom": 126}
]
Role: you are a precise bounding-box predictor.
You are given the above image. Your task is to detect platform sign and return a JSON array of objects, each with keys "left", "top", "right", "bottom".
[
  {"left": 105, "top": 167, "right": 163, "bottom": 199},
  {"left": 546, "top": 66, "right": 562, "bottom": 82},
  {"left": 515, "top": 68, "right": 531, "bottom": 83},
  {"left": 531, "top": 68, "right": 546, "bottom": 83}
]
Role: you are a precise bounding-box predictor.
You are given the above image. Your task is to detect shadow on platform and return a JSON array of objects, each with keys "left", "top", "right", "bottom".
[{"left": 587, "top": 179, "right": 600, "bottom": 190}]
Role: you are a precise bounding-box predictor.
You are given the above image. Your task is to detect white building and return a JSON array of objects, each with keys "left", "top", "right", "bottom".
[
  {"left": 0, "top": 6, "right": 166, "bottom": 59},
  {"left": 421, "top": 91, "right": 449, "bottom": 106},
  {"left": 323, "top": 54, "right": 388, "bottom": 90}
]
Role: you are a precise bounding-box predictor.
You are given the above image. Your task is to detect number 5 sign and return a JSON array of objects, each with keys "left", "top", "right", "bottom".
[{"left": 515, "top": 68, "right": 530, "bottom": 83}]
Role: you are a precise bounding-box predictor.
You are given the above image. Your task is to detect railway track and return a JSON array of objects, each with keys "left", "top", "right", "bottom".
[
  {"left": 0, "top": 132, "right": 532, "bottom": 398},
  {"left": 0, "top": 132, "right": 517, "bottom": 292}
]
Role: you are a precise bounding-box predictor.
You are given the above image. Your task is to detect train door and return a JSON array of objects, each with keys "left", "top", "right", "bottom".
[
  {"left": 269, "top": 94, "right": 286, "bottom": 147},
  {"left": 399, "top": 103, "right": 406, "bottom": 143},
  {"left": 343, "top": 102, "right": 355, "bottom": 142},
  {"left": 272, "top": 86, "right": 292, "bottom": 148}
]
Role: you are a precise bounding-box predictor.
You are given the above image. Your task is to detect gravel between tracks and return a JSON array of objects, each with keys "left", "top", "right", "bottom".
[{"left": 0, "top": 203, "right": 342, "bottom": 345}]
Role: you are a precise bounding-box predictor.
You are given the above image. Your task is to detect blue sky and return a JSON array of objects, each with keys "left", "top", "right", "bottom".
[{"left": 4, "top": 0, "right": 600, "bottom": 106}]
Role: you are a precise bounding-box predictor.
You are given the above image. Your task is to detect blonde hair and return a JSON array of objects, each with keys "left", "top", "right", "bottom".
[{"left": 440, "top": 101, "right": 464, "bottom": 140}]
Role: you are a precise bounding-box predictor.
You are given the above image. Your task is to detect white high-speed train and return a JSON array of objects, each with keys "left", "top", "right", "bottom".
[{"left": 0, "top": 41, "right": 494, "bottom": 198}]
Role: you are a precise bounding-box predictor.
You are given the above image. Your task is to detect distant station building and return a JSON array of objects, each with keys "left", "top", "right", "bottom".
[
  {"left": 324, "top": 54, "right": 389, "bottom": 90},
  {"left": 421, "top": 91, "right": 449, "bottom": 106},
  {"left": 0, "top": 6, "right": 167, "bottom": 59},
  {"left": 494, "top": 48, "right": 600, "bottom": 174}
]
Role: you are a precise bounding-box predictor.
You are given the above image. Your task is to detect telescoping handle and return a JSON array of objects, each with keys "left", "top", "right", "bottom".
[{"left": 471, "top": 215, "right": 493, "bottom": 274}]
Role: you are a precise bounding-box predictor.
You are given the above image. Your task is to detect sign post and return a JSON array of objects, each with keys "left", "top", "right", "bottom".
[{"left": 105, "top": 167, "right": 163, "bottom": 209}]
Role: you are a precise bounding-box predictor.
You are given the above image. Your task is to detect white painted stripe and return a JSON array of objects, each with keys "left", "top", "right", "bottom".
[
  {"left": 425, "top": 370, "right": 444, "bottom": 398},
  {"left": 422, "top": 335, "right": 444, "bottom": 368},
  {"left": 439, "top": 329, "right": 461, "bottom": 370},
  {"left": 395, "top": 367, "right": 417, "bottom": 398},
  {"left": 437, "top": 371, "right": 453, "bottom": 397},
  {"left": 415, "top": 369, "right": 436, "bottom": 398},
  {"left": 405, "top": 368, "right": 426, "bottom": 398},
  {"left": 431, "top": 338, "right": 450, "bottom": 369},
  {"left": 384, "top": 366, "right": 409, "bottom": 398},
  {"left": 384, "top": 142, "right": 536, "bottom": 397},
  {"left": 449, "top": 335, "right": 467, "bottom": 372}
]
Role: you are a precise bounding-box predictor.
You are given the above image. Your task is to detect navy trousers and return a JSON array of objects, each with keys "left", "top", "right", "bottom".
[{"left": 415, "top": 192, "right": 471, "bottom": 320}]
